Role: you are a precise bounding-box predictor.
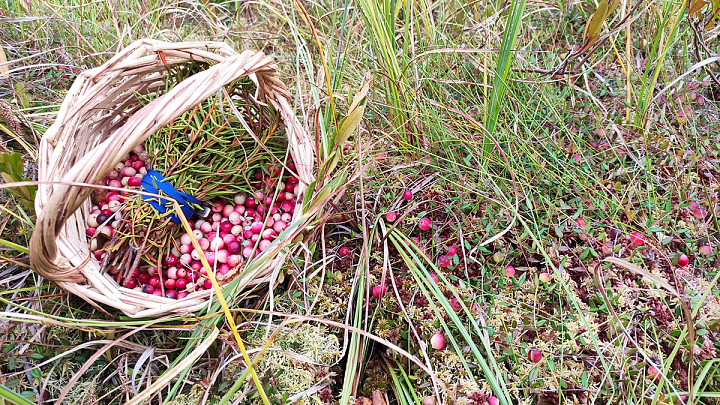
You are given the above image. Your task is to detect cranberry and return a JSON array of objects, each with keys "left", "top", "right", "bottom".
[
  {"left": 227, "top": 240, "right": 241, "bottom": 254},
  {"left": 163, "top": 254, "right": 178, "bottom": 267},
  {"left": 96, "top": 213, "right": 109, "bottom": 225},
  {"left": 137, "top": 272, "right": 150, "bottom": 284}
]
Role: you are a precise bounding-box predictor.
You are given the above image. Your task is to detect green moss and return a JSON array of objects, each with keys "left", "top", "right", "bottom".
[{"left": 240, "top": 324, "right": 341, "bottom": 404}]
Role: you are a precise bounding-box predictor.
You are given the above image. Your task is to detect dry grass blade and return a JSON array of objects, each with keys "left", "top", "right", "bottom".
[
  {"left": 603, "top": 256, "right": 680, "bottom": 297},
  {"left": 124, "top": 328, "right": 220, "bottom": 405},
  {"left": 603, "top": 256, "right": 695, "bottom": 403},
  {"left": 55, "top": 315, "right": 174, "bottom": 404},
  {"left": 0, "top": 46, "right": 10, "bottom": 80}
]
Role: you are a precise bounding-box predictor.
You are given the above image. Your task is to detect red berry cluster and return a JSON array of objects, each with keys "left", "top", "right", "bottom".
[
  {"left": 87, "top": 147, "right": 149, "bottom": 259},
  {"left": 91, "top": 155, "right": 301, "bottom": 300}
]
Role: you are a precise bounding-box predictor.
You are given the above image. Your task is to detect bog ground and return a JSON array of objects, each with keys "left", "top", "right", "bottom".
[{"left": 1, "top": 1, "right": 719, "bottom": 404}]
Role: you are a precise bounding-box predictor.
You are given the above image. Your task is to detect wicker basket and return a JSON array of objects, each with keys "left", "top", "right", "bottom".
[{"left": 29, "top": 39, "right": 314, "bottom": 318}]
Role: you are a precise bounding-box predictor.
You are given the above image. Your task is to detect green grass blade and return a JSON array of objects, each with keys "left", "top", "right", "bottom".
[
  {"left": 0, "top": 384, "right": 35, "bottom": 405},
  {"left": 484, "top": 0, "right": 527, "bottom": 158}
]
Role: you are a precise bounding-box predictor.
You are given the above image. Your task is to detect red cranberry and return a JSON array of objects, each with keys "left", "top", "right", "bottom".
[
  {"left": 124, "top": 278, "right": 137, "bottom": 289},
  {"left": 96, "top": 213, "right": 109, "bottom": 225},
  {"left": 137, "top": 272, "right": 150, "bottom": 284},
  {"left": 227, "top": 241, "right": 241, "bottom": 254},
  {"left": 163, "top": 254, "right": 178, "bottom": 267},
  {"left": 128, "top": 176, "right": 142, "bottom": 187},
  {"left": 677, "top": 254, "right": 689, "bottom": 267},
  {"left": 165, "top": 290, "right": 178, "bottom": 299},
  {"left": 164, "top": 279, "right": 176, "bottom": 289},
  {"left": 175, "top": 278, "right": 187, "bottom": 290},
  {"left": 106, "top": 192, "right": 120, "bottom": 202},
  {"left": 149, "top": 276, "right": 160, "bottom": 287},
  {"left": 218, "top": 221, "right": 231, "bottom": 233},
  {"left": 142, "top": 285, "right": 154, "bottom": 294}
]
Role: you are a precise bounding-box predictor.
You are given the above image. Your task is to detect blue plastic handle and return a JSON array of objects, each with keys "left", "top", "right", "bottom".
[{"left": 140, "top": 169, "right": 201, "bottom": 224}]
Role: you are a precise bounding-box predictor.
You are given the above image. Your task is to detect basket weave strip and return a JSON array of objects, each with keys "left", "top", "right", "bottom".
[{"left": 29, "top": 39, "right": 315, "bottom": 317}]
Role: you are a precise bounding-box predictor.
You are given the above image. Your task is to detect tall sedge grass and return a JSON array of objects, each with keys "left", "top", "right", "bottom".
[{"left": 484, "top": 0, "right": 527, "bottom": 159}]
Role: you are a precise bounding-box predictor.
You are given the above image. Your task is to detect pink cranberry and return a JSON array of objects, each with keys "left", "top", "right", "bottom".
[
  {"left": 176, "top": 268, "right": 187, "bottom": 279},
  {"left": 273, "top": 220, "right": 287, "bottom": 233},
  {"left": 450, "top": 297, "right": 462, "bottom": 311}
]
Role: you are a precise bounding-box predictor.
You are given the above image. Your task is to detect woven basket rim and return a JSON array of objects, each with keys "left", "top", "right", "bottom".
[{"left": 29, "top": 39, "right": 316, "bottom": 318}]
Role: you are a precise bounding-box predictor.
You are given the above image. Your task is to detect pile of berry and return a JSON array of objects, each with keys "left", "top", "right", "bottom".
[{"left": 87, "top": 145, "right": 300, "bottom": 299}]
